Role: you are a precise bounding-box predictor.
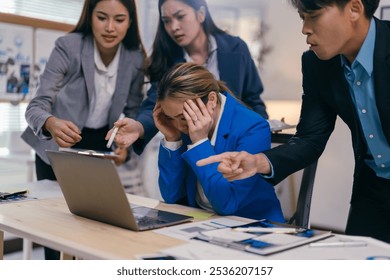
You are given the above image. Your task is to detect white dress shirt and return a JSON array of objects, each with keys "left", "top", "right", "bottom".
[
  {"left": 85, "top": 41, "right": 121, "bottom": 128},
  {"left": 183, "top": 35, "right": 219, "bottom": 80}
]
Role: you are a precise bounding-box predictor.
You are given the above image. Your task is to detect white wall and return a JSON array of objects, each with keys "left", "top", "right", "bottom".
[
  {"left": 376, "top": 0, "right": 390, "bottom": 18},
  {"left": 259, "top": 1, "right": 307, "bottom": 100}
]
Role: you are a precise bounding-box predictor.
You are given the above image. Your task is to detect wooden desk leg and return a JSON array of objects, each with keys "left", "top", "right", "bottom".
[
  {"left": 22, "top": 239, "right": 33, "bottom": 260},
  {"left": 0, "top": 230, "right": 4, "bottom": 260}
]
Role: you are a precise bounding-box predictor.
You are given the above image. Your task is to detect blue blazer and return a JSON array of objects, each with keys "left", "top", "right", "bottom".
[
  {"left": 134, "top": 32, "right": 266, "bottom": 155},
  {"left": 158, "top": 93, "right": 284, "bottom": 222}
]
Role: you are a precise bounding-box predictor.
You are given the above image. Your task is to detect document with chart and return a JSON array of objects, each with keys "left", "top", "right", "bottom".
[{"left": 192, "top": 220, "right": 332, "bottom": 255}]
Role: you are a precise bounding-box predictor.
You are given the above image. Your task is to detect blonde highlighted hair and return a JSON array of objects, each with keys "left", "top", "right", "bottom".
[{"left": 157, "top": 62, "right": 231, "bottom": 103}]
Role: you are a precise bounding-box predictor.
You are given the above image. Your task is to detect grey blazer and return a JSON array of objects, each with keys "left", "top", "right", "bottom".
[{"left": 21, "top": 33, "right": 145, "bottom": 163}]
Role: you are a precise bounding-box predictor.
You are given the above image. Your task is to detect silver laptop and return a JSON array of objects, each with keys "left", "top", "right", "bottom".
[{"left": 46, "top": 150, "right": 193, "bottom": 231}]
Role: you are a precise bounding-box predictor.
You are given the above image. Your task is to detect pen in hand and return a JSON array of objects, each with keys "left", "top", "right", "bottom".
[{"left": 106, "top": 113, "right": 125, "bottom": 148}]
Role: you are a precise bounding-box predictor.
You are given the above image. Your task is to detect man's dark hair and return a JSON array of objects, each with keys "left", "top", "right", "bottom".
[{"left": 289, "top": 0, "right": 380, "bottom": 18}]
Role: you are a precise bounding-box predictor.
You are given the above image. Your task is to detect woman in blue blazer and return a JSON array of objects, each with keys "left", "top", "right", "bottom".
[
  {"left": 154, "top": 62, "right": 283, "bottom": 221},
  {"left": 110, "top": 0, "right": 267, "bottom": 154}
]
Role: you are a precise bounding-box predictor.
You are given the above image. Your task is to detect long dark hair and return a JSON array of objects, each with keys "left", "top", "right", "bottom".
[
  {"left": 147, "top": 0, "right": 224, "bottom": 83},
  {"left": 71, "top": 0, "right": 145, "bottom": 54}
]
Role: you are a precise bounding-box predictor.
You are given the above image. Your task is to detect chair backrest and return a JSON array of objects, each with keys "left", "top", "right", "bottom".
[
  {"left": 287, "top": 161, "right": 318, "bottom": 228},
  {"left": 271, "top": 133, "right": 318, "bottom": 229}
]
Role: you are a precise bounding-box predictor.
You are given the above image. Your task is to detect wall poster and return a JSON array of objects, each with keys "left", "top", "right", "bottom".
[{"left": 0, "top": 22, "right": 33, "bottom": 96}]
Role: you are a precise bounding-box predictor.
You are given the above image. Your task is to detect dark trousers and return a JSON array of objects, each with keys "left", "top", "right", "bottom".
[
  {"left": 345, "top": 164, "right": 390, "bottom": 243},
  {"left": 35, "top": 125, "right": 110, "bottom": 260}
]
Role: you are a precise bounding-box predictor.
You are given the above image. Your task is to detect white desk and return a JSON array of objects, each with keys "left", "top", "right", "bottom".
[
  {"left": 159, "top": 234, "right": 390, "bottom": 260},
  {"left": 0, "top": 181, "right": 199, "bottom": 260},
  {"left": 1, "top": 180, "right": 61, "bottom": 259},
  {"left": 1, "top": 181, "right": 390, "bottom": 260},
  {"left": 0, "top": 146, "right": 36, "bottom": 259}
]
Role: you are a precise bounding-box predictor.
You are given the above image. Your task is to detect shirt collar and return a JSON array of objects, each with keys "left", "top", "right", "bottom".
[
  {"left": 94, "top": 41, "right": 122, "bottom": 77},
  {"left": 183, "top": 35, "right": 218, "bottom": 63},
  {"left": 341, "top": 18, "right": 375, "bottom": 76},
  {"left": 208, "top": 34, "right": 218, "bottom": 54}
]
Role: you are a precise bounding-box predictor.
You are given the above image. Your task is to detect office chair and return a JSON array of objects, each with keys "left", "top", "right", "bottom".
[
  {"left": 287, "top": 161, "right": 318, "bottom": 228},
  {"left": 271, "top": 133, "right": 318, "bottom": 229}
]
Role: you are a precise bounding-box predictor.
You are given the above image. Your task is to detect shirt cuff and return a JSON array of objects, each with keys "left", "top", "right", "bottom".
[
  {"left": 162, "top": 138, "right": 183, "bottom": 151},
  {"left": 260, "top": 154, "right": 275, "bottom": 178},
  {"left": 187, "top": 138, "right": 208, "bottom": 150}
]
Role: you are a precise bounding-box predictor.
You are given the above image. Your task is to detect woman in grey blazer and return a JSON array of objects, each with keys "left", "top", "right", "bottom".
[
  {"left": 22, "top": 0, "right": 145, "bottom": 173},
  {"left": 21, "top": 0, "right": 145, "bottom": 259}
]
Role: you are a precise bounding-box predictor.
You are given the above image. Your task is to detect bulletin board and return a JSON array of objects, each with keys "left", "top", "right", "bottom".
[
  {"left": 0, "top": 23, "right": 33, "bottom": 95},
  {"left": 31, "top": 28, "right": 66, "bottom": 95},
  {"left": 0, "top": 12, "right": 72, "bottom": 100}
]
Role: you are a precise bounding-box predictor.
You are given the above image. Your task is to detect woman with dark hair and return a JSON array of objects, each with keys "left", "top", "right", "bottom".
[
  {"left": 110, "top": 0, "right": 268, "bottom": 154},
  {"left": 147, "top": 0, "right": 224, "bottom": 83},
  {"left": 22, "top": 0, "right": 145, "bottom": 259},
  {"left": 154, "top": 62, "right": 283, "bottom": 221}
]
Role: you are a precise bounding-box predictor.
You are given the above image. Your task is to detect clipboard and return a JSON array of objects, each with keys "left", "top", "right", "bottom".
[{"left": 58, "top": 147, "right": 120, "bottom": 159}]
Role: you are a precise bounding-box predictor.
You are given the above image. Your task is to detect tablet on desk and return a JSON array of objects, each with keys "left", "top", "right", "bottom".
[{"left": 58, "top": 147, "right": 120, "bottom": 159}]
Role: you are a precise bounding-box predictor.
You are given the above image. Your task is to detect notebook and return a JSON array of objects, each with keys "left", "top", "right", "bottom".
[{"left": 46, "top": 150, "right": 193, "bottom": 231}]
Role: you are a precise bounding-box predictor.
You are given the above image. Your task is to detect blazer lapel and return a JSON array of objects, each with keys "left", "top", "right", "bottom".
[
  {"left": 109, "top": 47, "right": 134, "bottom": 121},
  {"left": 218, "top": 52, "right": 241, "bottom": 94},
  {"left": 215, "top": 34, "right": 241, "bottom": 94},
  {"left": 81, "top": 36, "right": 95, "bottom": 103},
  {"left": 186, "top": 169, "right": 197, "bottom": 207},
  {"left": 328, "top": 59, "right": 356, "bottom": 122},
  {"left": 213, "top": 93, "right": 235, "bottom": 154},
  {"left": 373, "top": 19, "right": 390, "bottom": 143}
]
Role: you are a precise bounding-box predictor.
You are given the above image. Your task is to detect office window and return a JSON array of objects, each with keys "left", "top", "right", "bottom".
[
  {"left": 0, "top": 103, "right": 28, "bottom": 148},
  {"left": 0, "top": 0, "right": 83, "bottom": 25},
  {"left": 0, "top": 0, "right": 82, "bottom": 149}
]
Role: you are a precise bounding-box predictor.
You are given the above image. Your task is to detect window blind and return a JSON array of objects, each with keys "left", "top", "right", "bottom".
[{"left": 0, "top": 0, "right": 83, "bottom": 25}]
